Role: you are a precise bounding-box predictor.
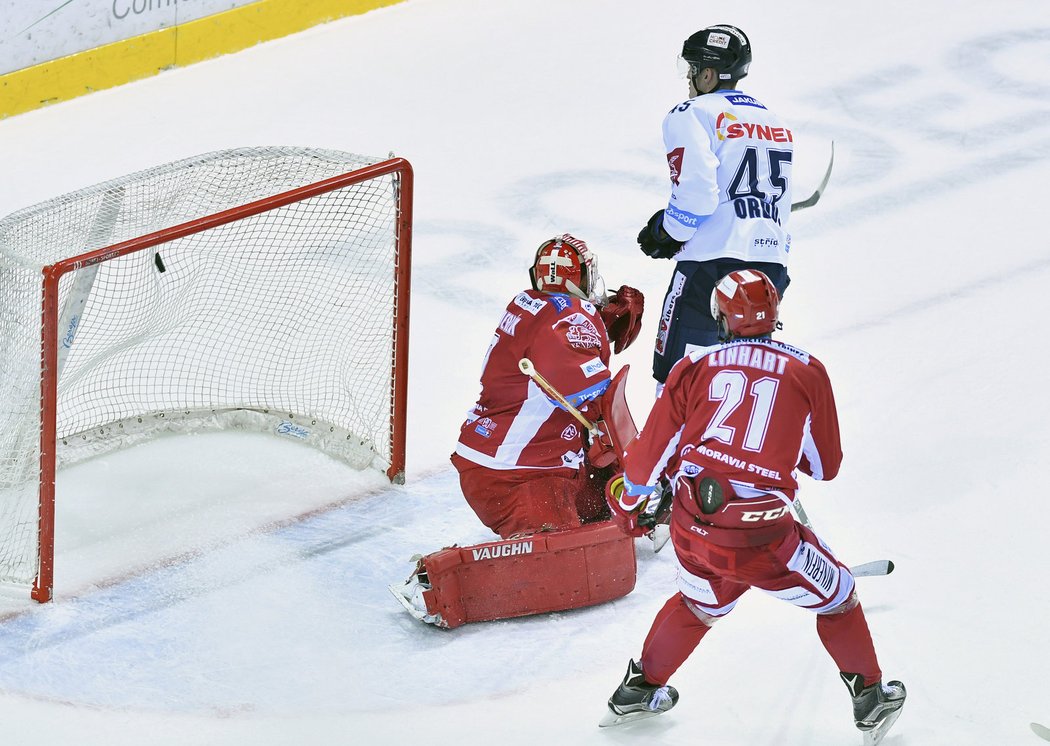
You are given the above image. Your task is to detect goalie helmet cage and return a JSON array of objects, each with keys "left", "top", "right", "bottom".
[{"left": 0, "top": 147, "right": 413, "bottom": 603}]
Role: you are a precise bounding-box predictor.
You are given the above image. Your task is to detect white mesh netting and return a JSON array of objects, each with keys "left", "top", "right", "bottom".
[{"left": 0, "top": 147, "right": 408, "bottom": 588}]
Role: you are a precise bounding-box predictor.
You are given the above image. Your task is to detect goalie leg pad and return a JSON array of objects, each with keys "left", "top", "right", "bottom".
[{"left": 413, "top": 521, "right": 636, "bottom": 629}]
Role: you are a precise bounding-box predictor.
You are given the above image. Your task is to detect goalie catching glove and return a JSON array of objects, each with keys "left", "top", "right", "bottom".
[
  {"left": 605, "top": 473, "right": 671, "bottom": 538},
  {"left": 599, "top": 285, "right": 644, "bottom": 354}
]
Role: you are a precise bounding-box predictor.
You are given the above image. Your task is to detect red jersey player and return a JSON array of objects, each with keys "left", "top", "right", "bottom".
[
  {"left": 389, "top": 234, "right": 646, "bottom": 630},
  {"left": 600, "top": 269, "right": 906, "bottom": 744},
  {"left": 452, "top": 233, "right": 644, "bottom": 538}
]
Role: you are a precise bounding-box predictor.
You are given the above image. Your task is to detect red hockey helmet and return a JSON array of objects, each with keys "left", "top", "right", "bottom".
[
  {"left": 710, "top": 269, "right": 781, "bottom": 339},
  {"left": 529, "top": 233, "right": 606, "bottom": 306}
]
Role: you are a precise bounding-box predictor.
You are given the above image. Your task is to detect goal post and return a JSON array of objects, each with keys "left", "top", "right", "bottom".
[{"left": 0, "top": 147, "right": 413, "bottom": 602}]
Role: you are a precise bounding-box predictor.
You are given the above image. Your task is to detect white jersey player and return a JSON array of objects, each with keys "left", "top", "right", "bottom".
[
  {"left": 636, "top": 24, "right": 794, "bottom": 384},
  {"left": 662, "top": 81, "right": 793, "bottom": 266}
]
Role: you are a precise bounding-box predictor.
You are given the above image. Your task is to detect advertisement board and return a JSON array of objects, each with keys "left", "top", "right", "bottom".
[{"left": 1, "top": 1, "right": 258, "bottom": 75}]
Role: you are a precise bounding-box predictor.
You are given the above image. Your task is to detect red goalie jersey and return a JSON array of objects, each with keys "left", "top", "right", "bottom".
[
  {"left": 623, "top": 337, "right": 842, "bottom": 501},
  {"left": 455, "top": 289, "right": 612, "bottom": 471}
]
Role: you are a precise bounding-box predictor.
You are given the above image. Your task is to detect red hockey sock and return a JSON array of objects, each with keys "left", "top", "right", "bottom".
[
  {"left": 639, "top": 593, "right": 713, "bottom": 685},
  {"left": 816, "top": 599, "right": 882, "bottom": 685}
]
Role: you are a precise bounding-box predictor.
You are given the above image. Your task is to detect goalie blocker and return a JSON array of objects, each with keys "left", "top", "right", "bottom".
[{"left": 390, "top": 365, "right": 643, "bottom": 628}]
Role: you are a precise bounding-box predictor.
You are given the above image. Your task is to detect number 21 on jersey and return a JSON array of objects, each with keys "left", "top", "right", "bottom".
[{"left": 703, "top": 370, "right": 779, "bottom": 452}]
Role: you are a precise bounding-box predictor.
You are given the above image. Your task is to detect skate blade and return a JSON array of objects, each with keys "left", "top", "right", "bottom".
[
  {"left": 861, "top": 707, "right": 902, "bottom": 746},
  {"left": 1032, "top": 722, "right": 1050, "bottom": 741},
  {"left": 598, "top": 705, "right": 665, "bottom": 728},
  {"left": 648, "top": 524, "right": 671, "bottom": 553},
  {"left": 387, "top": 583, "right": 444, "bottom": 627}
]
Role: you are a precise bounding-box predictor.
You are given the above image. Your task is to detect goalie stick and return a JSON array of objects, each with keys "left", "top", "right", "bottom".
[
  {"left": 518, "top": 358, "right": 670, "bottom": 551},
  {"left": 790, "top": 141, "right": 835, "bottom": 212},
  {"left": 518, "top": 358, "right": 601, "bottom": 438}
]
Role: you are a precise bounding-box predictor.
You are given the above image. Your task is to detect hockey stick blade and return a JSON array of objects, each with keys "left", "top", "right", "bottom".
[
  {"left": 1032, "top": 722, "right": 1050, "bottom": 741},
  {"left": 790, "top": 141, "right": 835, "bottom": 212},
  {"left": 850, "top": 560, "right": 894, "bottom": 577}
]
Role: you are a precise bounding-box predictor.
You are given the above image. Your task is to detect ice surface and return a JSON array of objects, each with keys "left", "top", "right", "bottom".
[{"left": 0, "top": 1, "right": 1048, "bottom": 743}]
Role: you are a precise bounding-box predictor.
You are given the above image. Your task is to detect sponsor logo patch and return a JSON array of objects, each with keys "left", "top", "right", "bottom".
[
  {"left": 561, "top": 424, "right": 579, "bottom": 440},
  {"left": 789, "top": 542, "right": 839, "bottom": 596},
  {"left": 514, "top": 293, "right": 547, "bottom": 315},
  {"left": 655, "top": 271, "right": 687, "bottom": 355},
  {"left": 471, "top": 541, "right": 534, "bottom": 561},
  {"left": 580, "top": 357, "right": 608, "bottom": 377},
  {"left": 716, "top": 111, "right": 793, "bottom": 143},
  {"left": 725, "top": 93, "right": 766, "bottom": 109},
  {"left": 277, "top": 421, "right": 310, "bottom": 439},
  {"left": 474, "top": 417, "right": 497, "bottom": 438},
  {"left": 666, "top": 204, "right": 701, "bottom": 227},
  {"left": 62, "top": 314, "right": 80, "bottom": 349},
  {"left": 708, "top": 32, "right": 731, "bottom": 49},
  {"left": 550, "top": 295, "right": 571, "bottom": 313},
  {"left": 666, "top": 147, "right": 685, "bottom": 185}
]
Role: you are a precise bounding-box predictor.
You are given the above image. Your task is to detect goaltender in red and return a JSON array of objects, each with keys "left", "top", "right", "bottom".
[{"left": 390, "top": 233, "right": 648, "bottom": 629}]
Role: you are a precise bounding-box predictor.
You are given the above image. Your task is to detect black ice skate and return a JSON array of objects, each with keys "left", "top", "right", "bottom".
[
  {"left": 598, "top": 659, "right": 679, "bottom": 728},
  {"left": 841, "top": 672, "right": 907, "bottom": 746}
]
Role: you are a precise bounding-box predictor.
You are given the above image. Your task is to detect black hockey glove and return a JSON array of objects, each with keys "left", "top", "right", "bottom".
[{"left": 637, "top": 209, "right": 685, "bottom": 260}]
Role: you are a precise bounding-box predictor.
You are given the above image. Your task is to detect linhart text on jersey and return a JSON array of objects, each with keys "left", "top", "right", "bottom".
[{"left": 706, "top": 345, "right": 791, "bottom": 375}]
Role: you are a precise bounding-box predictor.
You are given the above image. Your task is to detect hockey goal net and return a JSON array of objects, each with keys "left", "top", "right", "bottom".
[{"left": 0, "top": 147, "right": 412, "bottom": 602}]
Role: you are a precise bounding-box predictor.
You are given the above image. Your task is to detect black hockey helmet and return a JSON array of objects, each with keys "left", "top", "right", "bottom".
[{"left": 682, "top": 24, "right": 751, "bottom": 82}]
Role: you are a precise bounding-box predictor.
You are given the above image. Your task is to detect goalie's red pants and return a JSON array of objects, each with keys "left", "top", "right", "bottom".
[
  {"left": 639, "top": 520, "right": 883, "bottom": 688},
  {"left": 451, "top": 453, "right": 606, "bottom": 539}
]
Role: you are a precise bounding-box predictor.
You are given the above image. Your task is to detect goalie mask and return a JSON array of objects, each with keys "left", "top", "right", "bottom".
[
  {"left": 710, "top": 269, "right": 781, "bottom": 340},
  {"left": 529, "top": 234, "right": 607, "bottom": 306}
]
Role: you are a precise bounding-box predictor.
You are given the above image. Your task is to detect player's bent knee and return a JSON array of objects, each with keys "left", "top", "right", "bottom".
[
  {"left": 684, "top": 597, "right": 723, "bottom": 627},
  {"left": 817, "top": 589, "right": 859, "bottom": 616},
  {"left": 410, "top": 521, "right": 636, "bottom": 629}
]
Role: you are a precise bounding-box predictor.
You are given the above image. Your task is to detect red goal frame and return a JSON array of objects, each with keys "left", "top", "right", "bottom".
[{"left": 33, "top": 157, "right": 413, "bottom": 602}]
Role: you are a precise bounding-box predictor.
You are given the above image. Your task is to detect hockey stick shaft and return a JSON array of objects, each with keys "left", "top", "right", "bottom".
[
  {"left": 790, "top": 141, "right": 835, "bottom": 212},
  {"left": 520, "top": 358, "right": 887, "bottom": 570},
  {"left": 519, "top": 357, "right": 601, "bottom": 436},
  {"left": 794, "top": 496, "right": 894, "bottom": 577},
  {"left": 519, "top": 358, "right": 667, "bottom": 539}
]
